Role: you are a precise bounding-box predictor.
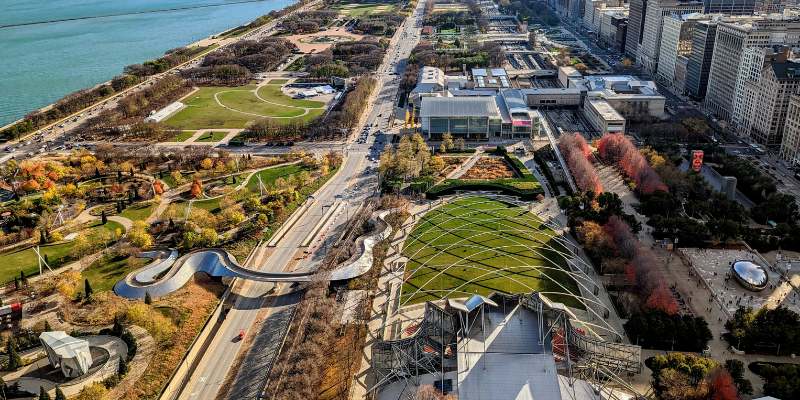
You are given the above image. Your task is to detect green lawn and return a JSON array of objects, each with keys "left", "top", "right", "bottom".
[
  {"left": 268, "top": 79, "right": 289, "bottom": 84},
  {"left": 120, "top": 201, "right": 156, "bottom": 221},
  {"left": 163, "top": 85, "right": 325, "bottom": 129},
  {"left": 401, "top": 196, "right": 582, "bottom": 308},
  {"left": 82, "top": 254, "right": 151, "bottom": 294},
  {"left": 245, "top": 164, "right": 308, "bottom": 192},
  {"left": 194, "top": 131, "right": 228, "bottom": 142},
  {"left": 0, "top": 220, "right": 125, "bottom": 284},
  {"left": 256, "top": 85, "right": 325, "bottom": 109},
  {"left": 334, "top": 3, "right": 396, "bottom": 16},
  {"left": 171, "top": 131, "right": 196, "bottom": 142}
]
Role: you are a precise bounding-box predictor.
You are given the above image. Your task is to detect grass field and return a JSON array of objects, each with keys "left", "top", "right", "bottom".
[
  {"left": 401, "top": 196, "right": 582, "bottom": 307},
  {"left": 334, "top": 3, "right": 396, "bottom": 16},
  {"left": 164, "top": 85, "right": 325, "bottom": 129},
  {"left": 245, "top": 163, "right": 308, "bottom": 192},
  {"left": 0, "top": 220, "right": 125, "bottom": 284},
  {"left": 83, "top": 254, "right": 152, "bottom": 293},
  {"left": 268, "top": 79, "right": 289, "bottom": 84},
  {"left": 195, "top": 131, "right": 227, "bottom": 142},
  {"left": 120, "top": 201, "right": 156, "bottom": 221},
  {"left": 171, "top": 131, "right": 196, "bottom": 142}
]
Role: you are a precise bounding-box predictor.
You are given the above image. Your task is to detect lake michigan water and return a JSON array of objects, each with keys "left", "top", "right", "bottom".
[{"left": 0, "top": 0, "right": 294, "bottom": 126}]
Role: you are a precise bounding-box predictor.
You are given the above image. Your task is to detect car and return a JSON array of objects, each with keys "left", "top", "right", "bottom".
[{"left": 236, "top": 330, "right": 245, "bottom": 341}]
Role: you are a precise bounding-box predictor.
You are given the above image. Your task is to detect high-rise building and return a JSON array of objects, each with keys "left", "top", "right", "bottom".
[
  {"left": 779, "top": 94, "right": 800, "bottom": 165},
  {"left": 625, "top": 0, "right": 647, "bottom": 57},
  {"left": 704, "top": 16, "right": 800, "bottom": 122},
  {"left": 638, "top": 0, "right": 703, "bottom": 73},
  {"left": 739, "top": 55, "right": 800, "bottom": 145},
  {"left": 600, "top": 8, "right": 629, "bottom": 49},
  {"left": 755, "top": 0, "right": 786, "bottom": 13},
  {"left": 704, "top": 0, "right": 756, "bottom": 14},
  {"left": 685, "top": 18, "right": 719, "bottom": 99},
  {"left": 657, "top": 13, "right": 708, "bottom": 90}
]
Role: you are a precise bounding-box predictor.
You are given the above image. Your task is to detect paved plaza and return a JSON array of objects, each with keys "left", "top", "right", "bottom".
[{"left": 680, "top": 248, "right": 800, "bottom": 317}]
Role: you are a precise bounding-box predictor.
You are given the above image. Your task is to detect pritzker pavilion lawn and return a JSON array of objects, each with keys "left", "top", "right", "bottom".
[{"left": 401, "top": 196, "right": 583, "bottom": 308}]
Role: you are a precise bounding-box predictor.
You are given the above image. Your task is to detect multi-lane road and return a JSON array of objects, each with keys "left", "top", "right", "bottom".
[{"left": 175, "top": 1, "right": 427, "bottom": 399}]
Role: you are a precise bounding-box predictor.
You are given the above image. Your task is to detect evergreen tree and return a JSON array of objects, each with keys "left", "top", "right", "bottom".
[
  {"left": 39, "top": 229, "right": 47, "bottom": 244},
  {"left": 84, "top": 279, "right": 93, "bottom": 299},
  {"left": 144, "top": 291, "right": 152, "bottom": 305},
  {"left": 94, "top": 167, "right": 100, "bottom": 178},
  {"left": 54, "top": 386, "right": 65, "bottom": 400},
  {"left": 43, "top": 254, "right": 48, "bottom": 265},
  {"left": 38, "top": 386, "right": 51, "bottom": 400},
  {"left": 101, "top": 210, "right": 107, "bottom": 225},
  {"left": 0, "top": 376, "right": 8, "bottom": 400},
  {"left": 111, "top": 315, "right": 123, "bottom": 337},
  {"left": 19, "top": 271, "right": 26, "bottom": 287},
  {"left": 6, "top": 339, "right": 21, "bottom": 371},
  {"left": 118, "top": 356, "right": 128, "bottom": 376},
  {"left": 130, "top": 168, "right": 134, "bottom": 177},
  {"left": 117, "top": 170, "right": 122, "bottom": 181},
  {"left": 13, "top": 277, "right": 18, "bottom": 290},
  {"left": 116, "top": 201, "right": 123, "bottom": 214},
  {"left": 43, "top": 320, "right": 51, "bottom": 332}
]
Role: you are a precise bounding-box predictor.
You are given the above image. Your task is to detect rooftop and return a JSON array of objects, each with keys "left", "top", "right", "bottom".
[{"left": 419, "top": 96, "right": 500, "bottom": 118}]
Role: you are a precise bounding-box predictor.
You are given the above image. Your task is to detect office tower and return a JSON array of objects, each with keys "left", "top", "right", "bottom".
[
  {"left": 638, "top": 0, "right": 703, "bottom": 73},
  {"left": 685, "top": 18, "right": 719, "bottom": 99}
]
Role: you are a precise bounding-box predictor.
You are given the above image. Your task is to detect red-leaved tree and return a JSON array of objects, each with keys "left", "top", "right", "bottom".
[
  {"left": 645, "top": 283, "right": 679, "bottom": 315},
  {"left": 558, "top": 133, "right": 603, "bottom": 193},
  {"left": 708, "top": 368, "right": 739, "bottom": 400},
  {"left": 596, "top": 133, "right": 667, "bottom": 194}
]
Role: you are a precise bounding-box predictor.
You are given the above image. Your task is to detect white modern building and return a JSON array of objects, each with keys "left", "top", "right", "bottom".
[
  {"left": 40, "top": 331, "right": 92, "bottom": 378},
  {"left": 637, "top": 0, "right": 704, "bottom": 73},
  {"left": 584, "top": 99, "right": 627, "bottom": 133},
  {"left": 657, "top": 13, "right": 710, "bottom": 90}
]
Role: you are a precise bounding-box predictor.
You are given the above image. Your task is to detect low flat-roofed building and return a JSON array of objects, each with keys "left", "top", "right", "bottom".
[
  {"left": 521, "top": 88, "right": 583, "bottom": 107},
  {"left": 419, "top": 90, "right": 538, "bottom": 140},
  {"left": 584, "top": 99, "right": 626, "bottom": 134},
  {"left": 420, "top": 96, "right": 502, "bottom": 140},
  {"left": 558, "top": 66, "right": 583, "bottom": 88},
  {"left": 472, "top": 67, "right": 511, "bottom": 89},
  {"left": 144, "top": 101, "right": 185, "bottom": 123},
  {"left": 583, "top": 75, "right": 666, "bottom": 119}
]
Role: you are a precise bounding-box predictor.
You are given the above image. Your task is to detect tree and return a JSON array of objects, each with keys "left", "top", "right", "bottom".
[
  {"left": 441, "top": 132, "right": 454, "bottom": 151},
  {"left": 6, "top": 338, "right": 21, "bottom": 370},
  {"left": 84, "top": 279, "right": 93, "bottom": 299},
  {"left": 72, "top": 383, "right": 107, "bottom": 400},
  {"left": 118, "top": 356, "right": 128, "bottom": 376},
  {"left": 39, "top": 386, "right": 51, "bottom": 400},
  {"left": 454, "top": 137, "right": 466, "bottom": 151},
  {"left": 44, "top": 320, "right": 51, "bottom": 332},
  {"left": 708, "top": 368, "right": 738, "bottom": 400},
  {"left": 128, "top": 221, "right": 154, "bottom": 249},
  {"left": 190, "top": 178, "right": 203, "bottom": 198},
  {"left": 724, "top": 359, "right": 753, "bottom": 395},
  {"left": 101, "top": 210, "right": 107, "bottom": 225},
  {"left": 54, "top": 387, "right": 66, "bottom": 400},
  {"left": 144, "top": 291, "right": 152, "bottom": 305}
]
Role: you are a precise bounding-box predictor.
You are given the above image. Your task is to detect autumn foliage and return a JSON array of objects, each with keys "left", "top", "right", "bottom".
[
  {"left": 558, "top": 133, "right": 602, "bottom": 193},
  {"left": 601, "top": 215, "right": 678, "bottom": 315},
  {"left": 596, "top": 133, "right": 667, "bottom": 194},
  {"left": 708, "top": 368, "right": 739, "bottom": 400},
  {"left": 189, "top": 179, "right": 202, "bottom": 199}
]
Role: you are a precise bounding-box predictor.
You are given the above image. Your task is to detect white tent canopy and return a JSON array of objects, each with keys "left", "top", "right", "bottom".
[{"left": 39, "top": 331, "right": 92, "bottom": 378}]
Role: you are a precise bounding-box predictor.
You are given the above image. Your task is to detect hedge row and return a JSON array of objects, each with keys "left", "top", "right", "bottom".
[{"left": 426, "top": 178, "right": 543, "bottom": 200}]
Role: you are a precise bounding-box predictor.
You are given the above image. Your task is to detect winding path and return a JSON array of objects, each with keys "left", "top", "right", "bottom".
[{"left": 114, "top": 209, "right": 394, "bottom": 299}]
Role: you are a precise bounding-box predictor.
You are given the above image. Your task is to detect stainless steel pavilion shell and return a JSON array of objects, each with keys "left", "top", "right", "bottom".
[{"left": 731, "top": 260, "right": 769, "bottom": 291}]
